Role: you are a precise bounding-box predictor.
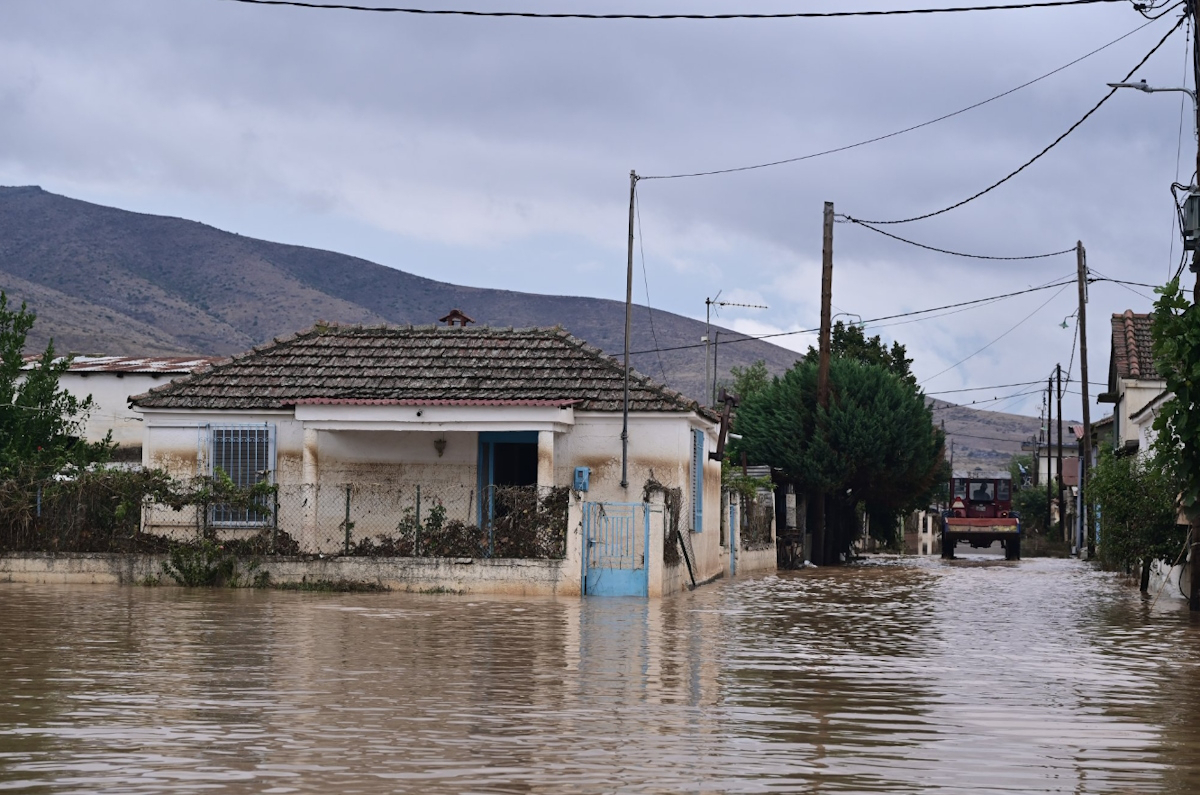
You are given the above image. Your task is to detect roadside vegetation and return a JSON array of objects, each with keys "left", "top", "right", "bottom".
[{"left": 730, "top": 323, "right": 947, "bottom": 563}]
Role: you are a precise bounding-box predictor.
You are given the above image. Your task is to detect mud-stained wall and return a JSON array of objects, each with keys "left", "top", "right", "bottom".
[
  {"left": 0, "top": 553, "right": 580, "bottom": 596},
  {"left": 560, "top": 413, "right": 728, "bottom": 592}
]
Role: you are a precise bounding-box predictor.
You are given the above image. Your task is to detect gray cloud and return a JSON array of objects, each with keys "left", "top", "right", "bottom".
[{"left": 0, "top": 0, "right": 1187, "bottom": 415}]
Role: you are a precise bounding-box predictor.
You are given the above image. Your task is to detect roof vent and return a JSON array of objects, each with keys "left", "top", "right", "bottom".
[{"left": 439, "top": 309, "right": 474, "bottom": 327}]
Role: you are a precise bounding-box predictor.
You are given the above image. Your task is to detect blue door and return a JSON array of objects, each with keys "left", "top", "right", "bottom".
[{"left": 582, "top": 502, "right": 650, "bottom": 596}]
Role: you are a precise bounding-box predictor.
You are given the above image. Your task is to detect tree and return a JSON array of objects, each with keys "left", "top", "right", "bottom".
[
  {"left": 1152, "top": 279, "right": 1200, "bottom": 518},
  {"left": 805, "top": 321, "right": 916, "bottom": 387},
  {"left": 728, "top": 360, "right": 770, "bottom": 401},
  {"left": 0, "top": 293, "right": 109, "bottom": 477},
  {"left": 734, "top": 356, "right": 945, "bottom": 557},
  {"left": 1090, "top": 446, "right": 1184, "bottom": 589}
]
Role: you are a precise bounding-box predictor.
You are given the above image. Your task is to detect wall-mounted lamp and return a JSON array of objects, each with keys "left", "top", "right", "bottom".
[{"left": 433, "top": 435, "right": 447, "bottom": 457}]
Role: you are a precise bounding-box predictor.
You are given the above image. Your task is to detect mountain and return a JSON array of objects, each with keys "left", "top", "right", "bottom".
[
  {"left": 0, "top": 184, "right": 1044, "bottom": 465},
  {"left": 0, "top": 185, "right": 803, "bottom": 401}
]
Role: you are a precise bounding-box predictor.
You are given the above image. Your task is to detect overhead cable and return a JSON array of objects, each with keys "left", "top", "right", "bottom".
[
  {"left": 839, "top": 215, "right": 1076, "bottom": 259},
  {"left": 222, "top": 0, "right": 1125, "bottom": 20},
  {"left": 630, "top": 277, "right": 1075, "bottom": 355},
  {"left": 639, "top": 14, "right": 1159, "bottom": 180},
  {"left": 856, "top": 11, "right": 1187, "bottom": 224},
  {"left": 919, "top": 284, "right": 1071, "bottom": 384}
]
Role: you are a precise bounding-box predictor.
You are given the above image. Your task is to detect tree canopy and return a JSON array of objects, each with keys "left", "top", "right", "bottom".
[
  {"left": 0, "top": 293, "right": 109, "bottom": 477},
  {"left": 805, "top": 321, "right": 916, "bottom": 387},
  {"left": 733, "top": 354, "right": 945, "bottom": 552}
]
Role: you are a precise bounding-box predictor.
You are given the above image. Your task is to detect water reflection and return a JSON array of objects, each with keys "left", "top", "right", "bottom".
[{"left": 1, "top": 557, "right": 1199, "bottom": 793}]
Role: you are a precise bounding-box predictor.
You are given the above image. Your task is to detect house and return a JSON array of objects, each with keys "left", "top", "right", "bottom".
[
  {"left": 24, "top": 355, "right": 216, "bottom": 461},
  {"left": 1098, "top": 310, "right": 1166, "bottom": 454},
  {"left": 131, "top": 323, "right": 773, "bottom": 595}
]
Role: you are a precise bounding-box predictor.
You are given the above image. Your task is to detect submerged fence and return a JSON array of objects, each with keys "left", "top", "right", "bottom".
[{"left": 0, "top": 471, "right": 569, "bottom": 560}]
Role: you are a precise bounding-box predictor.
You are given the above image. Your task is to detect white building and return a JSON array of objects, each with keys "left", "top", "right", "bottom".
[
  {"left": 132, "top": 323, "right": 775, "bottom": 596},
  {"left": 24, "top": 355, "right": 215, "bottom": 461}
]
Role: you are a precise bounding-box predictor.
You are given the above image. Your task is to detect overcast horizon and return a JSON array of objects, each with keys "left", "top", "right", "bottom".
[{"left": 2, "top": 0, "right": 1189, "bottom": 421}]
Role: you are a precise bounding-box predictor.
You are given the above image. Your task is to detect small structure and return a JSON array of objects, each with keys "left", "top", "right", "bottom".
[
  {"left": 438, "top": 309, "right": 474, "bottom": 327},
  {"left": 131, "top": 324, "right": 772, "bottom": 595},
  {"left": 24, "top": 355, "right": 216, "bottom": 461}
]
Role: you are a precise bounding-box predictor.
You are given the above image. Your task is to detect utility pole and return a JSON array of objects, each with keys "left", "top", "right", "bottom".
[
  {"left": 1076, "top": 241, "right": 1092, "bottom": 558},
  {"left": 712, "top": 331, "right": 721, "bottom": 406},
  {"left": 1057, "top": 363, "right": 1065, "bottom": 543},
  {"left": 703, "top": 293, "right": 720, "bottom": 408},
  {"left": 1047, "top": 375, "right": 1054, "bottom": 533},
  {"left": 621, "top": 170, "right": 638, "bottom": 489},
  {"left": 813, "top": 201, "right": 834, "bottom": 566}
]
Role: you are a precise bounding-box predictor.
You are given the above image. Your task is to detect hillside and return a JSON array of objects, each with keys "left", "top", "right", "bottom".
[
  {"left": 0, "top": 185, "right": 803, "bottom": 401},
  {"left": 0, "top": 184, "right": 1047, "bottom": 464}
]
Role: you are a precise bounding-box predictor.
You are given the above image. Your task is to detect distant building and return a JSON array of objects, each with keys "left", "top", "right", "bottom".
[{"left": 23, "top": 355, "right": 216, "bottom": 460}]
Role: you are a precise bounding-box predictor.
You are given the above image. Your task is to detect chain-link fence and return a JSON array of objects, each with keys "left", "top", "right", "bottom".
[
  {"left": 270, "top": 482, "right": 568, "bottom": 558},
  {"left": 2, "top": 470, "right": 569, "bottom": 560}
]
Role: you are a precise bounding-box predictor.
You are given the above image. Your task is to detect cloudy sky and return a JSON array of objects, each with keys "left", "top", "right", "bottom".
[{"left": 1, "top": 0, "right": 1190, "bottom": 419}]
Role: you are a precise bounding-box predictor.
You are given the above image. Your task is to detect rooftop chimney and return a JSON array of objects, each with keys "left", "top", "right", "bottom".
[{"left": 439, "top": 309, "right": 474, "bottom": 327}]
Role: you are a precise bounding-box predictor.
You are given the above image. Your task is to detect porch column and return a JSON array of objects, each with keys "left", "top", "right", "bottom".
[
  {"left": 302, "top": 427, "right": 319, "bottom": 544},
  {"left": 537, "top": 431, "right": 555, "bottom": 488}
]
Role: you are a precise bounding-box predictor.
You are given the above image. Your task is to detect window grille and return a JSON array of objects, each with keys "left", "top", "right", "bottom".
[
  {"left": 208, "top": 424, "right": 275, "bottom": 526},
  {"left": 691, "top": 428, "right": 704, "bottom": 533}
]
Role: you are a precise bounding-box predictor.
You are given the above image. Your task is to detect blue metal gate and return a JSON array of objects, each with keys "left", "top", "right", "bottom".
[{"left": 582, "top": 502, "right": 650, "bottom": 596}]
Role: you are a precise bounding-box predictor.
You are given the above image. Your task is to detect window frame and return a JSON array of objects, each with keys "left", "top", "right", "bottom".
[
  {"left": 691, "top": 428, "right": 705, "bottom": 533},
  {"left": 205, "top": 423, "right": 276, "bottom": 528}
]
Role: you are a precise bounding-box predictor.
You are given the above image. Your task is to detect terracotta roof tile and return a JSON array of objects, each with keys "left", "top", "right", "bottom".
[
  {"left": 1110, "top": 310, "right": 1158, "bottom": 381},
  {"left": 132, "top": 324, "right": 712, "bottom": 417}
]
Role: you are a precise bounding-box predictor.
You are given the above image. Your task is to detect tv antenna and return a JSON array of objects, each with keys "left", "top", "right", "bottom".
[{"left": 703, "top": 293, "right": 769, "bottom": 406}]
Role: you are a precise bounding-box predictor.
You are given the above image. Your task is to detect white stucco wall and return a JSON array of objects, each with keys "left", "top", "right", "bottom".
[
  {"left": 137, "top": 405, "right": 733, "bottom": 594},
  {"left": 1115, "top": 378, "right": 1167, "bottom": 449},
  {"left": 57, "top": 372, "right": 184, "bottom": 451}
]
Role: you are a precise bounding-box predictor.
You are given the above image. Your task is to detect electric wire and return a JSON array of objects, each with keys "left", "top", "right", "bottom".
[
  {"left": 639, "top": 14, "right": 1160, "bottom": 181},
  {"left": 857, "top": 12, "right": 1187, "bottom": 224},
  {"left": 1090, "top": 270, "right": 1156, "bottom": 300},
  {"left": 634, "top": 189, "right": 671, "bottom": 386},
  {"left": 839, "top": 215, "right": 1076, "bottom": 259},
  {"left": 919, "top": 284, "right": 1072, "bottom": 384},
  {"left": 629, "top": 277, "right": 1076, "bottom": 355},
  {"left": 1169, "top": 16, "right": 1190, "bottom": 280},
  {"left": 222, "top": 0, "right": 1127, "bottom": 20}
]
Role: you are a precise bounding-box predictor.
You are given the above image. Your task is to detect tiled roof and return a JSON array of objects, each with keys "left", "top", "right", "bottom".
[
  {"left": 132, "top": 324, "right": 712, "bottom": 416},
  {"left": 1110, "top": 310, "right": 1159, "bottom": 380},
  {"left": 22, "top": 355, "right": 218, "bottom": 374}
]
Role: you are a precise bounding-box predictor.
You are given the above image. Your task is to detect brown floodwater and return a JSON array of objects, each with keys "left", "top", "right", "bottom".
[{"left": 2, "top": 556, "right": 1200, "bottom": 793}]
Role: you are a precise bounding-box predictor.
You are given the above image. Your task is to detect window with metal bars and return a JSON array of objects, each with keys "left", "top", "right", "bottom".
[{"left": 209, "top": 425, "right": 274, "bottom": 526}]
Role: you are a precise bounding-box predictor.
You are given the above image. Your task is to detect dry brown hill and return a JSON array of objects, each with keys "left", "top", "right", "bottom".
[{"left": 0, "top": 184, "right": 1045, "bottom": 465}]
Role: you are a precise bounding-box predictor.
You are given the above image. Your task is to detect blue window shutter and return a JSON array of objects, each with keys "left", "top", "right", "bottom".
[{"left": 692, "top": 428, "right": 704, "bottom": 532}]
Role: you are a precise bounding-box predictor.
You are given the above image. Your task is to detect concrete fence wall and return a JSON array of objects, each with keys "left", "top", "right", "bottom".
[{"left": 0, "top": 552, "right": 578, "bottom": 596}]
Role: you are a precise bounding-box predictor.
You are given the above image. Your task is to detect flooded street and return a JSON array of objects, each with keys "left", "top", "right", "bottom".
[{"left": 3, "top": 557, "right": 1200, "bottom": 793}]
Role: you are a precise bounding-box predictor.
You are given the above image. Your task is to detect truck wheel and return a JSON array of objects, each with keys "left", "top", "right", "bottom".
[
  {"left": 1005, "top": 538, "right": 1021, "bottom": 561},
  {"left": 941, "top": 533, "right": 954, "bottom": 559}
]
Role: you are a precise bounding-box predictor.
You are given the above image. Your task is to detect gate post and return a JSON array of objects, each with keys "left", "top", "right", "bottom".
[
  {"left": 568, "top": 492, "right": 586, "bottom": 596},
  {"left": 647, "top": 495, "right": 665, "bottom": 597}
]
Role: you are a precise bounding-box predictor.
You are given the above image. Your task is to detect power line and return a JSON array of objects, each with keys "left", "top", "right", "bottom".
[
  {"left": 639, "top": 14, "right": 1158, "bottom": 181},
  {"left": 857, "top": 11, "right": 1187, "bottom": 224},
  {"left": 630, "top": 277, "right": 1075, "bottom": 355},
  {"left": 839, "top": 215, "right": 1076, "bottom": 260},
  {"left": 634, "top": 190, "right": 670, "bottom": 386},
  {"left": 222, "top": 0, "right": 1126, "bottom": 20},
  {"left": 919, "top": 284, "right": 1071, "bottom": 384},
  {"left": 926, "top": 380, "right": 1043, "bottom": 395}
]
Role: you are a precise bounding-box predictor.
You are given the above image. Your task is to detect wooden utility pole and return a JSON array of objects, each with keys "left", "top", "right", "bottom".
[
  {"left": 1047, "top": 375, "right": 1054, "bottom": 533},
  {"left": 1056, "top": 363, "right": 1065, "bottom": 542},
  {"left": 621, "top": 170, "right": 638, "bottom": 489},
  {"left": 813, "top": 201, "right": 834, "bottom": 565},
  {"left": 1076, "top": 242, "right": 1092, "bottom": 557}
]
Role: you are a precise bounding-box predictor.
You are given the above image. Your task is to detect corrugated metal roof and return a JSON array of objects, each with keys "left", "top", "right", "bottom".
[{"left": 22, "top": 355, "right": 218, "bottom": 374}]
